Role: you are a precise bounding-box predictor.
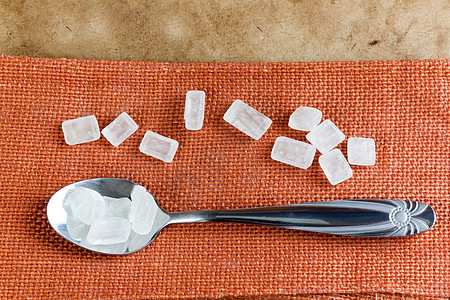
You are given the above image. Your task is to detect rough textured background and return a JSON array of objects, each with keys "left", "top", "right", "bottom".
[
  {"left": 0, "top": 56, "right": 448, "bottom": 299},
  {"left": 0, "top": 0, "right": 448, "bottom": 62},
  {"left": 0, "top": 1, "right": 448, "bottom": 299}
]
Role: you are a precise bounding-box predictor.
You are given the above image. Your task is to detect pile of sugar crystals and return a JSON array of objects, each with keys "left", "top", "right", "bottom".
[
  {"left": 62, "top": 185, "right": 160, "bottom": 254},
  {"left": 272, "top": 105, "right": 377, "bottom": 185}
]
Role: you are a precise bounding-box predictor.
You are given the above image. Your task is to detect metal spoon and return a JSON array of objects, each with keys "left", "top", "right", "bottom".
[{"left": 47, "top": 178, "right": 436, "bottom": 255}]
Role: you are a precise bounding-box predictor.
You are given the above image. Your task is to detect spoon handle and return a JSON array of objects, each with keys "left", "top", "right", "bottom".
[{"left": 169, "top": 199, "right": 435, "bottom": 237}]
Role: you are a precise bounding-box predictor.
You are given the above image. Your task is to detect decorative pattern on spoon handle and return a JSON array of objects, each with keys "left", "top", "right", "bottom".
[{"left": 294, "top": 199, "right": 436, "bottom": 237}]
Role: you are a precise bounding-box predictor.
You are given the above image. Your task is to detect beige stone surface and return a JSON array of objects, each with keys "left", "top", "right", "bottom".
[{"left": 0, "top": 0, "right": 448, "bottom": 62}]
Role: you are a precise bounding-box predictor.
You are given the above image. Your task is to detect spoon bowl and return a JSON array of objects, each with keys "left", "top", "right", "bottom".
[
  {"left": 47, "top": 178, "right": 436, "bottom": 255},
  {"left": 47, "top": 178, "right": 170, "bottom": 255}
]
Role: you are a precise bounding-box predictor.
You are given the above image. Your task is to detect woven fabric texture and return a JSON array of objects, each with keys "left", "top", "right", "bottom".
[{"left": 0, "top": 55, "right": 448, "bottom": 299}]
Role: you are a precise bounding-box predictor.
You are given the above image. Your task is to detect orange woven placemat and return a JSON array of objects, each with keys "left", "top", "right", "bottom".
[{"left": 0, "top": 55, "right": 448, "bottom": 299}]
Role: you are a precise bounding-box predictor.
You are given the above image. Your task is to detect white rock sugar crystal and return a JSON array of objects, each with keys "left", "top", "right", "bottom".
[
  {"left": 271, "top": 137, "right": 316, "bottom": 169},
  {"left": 86, "top": 217, "right": 131, "bottom": 245},
  {"left": 139, "top": 131, "right": 179, "bottom": 163},
  {"left": 128, "top": 209, "right": 170, "bottom": 252},
  {"left": 347, "top": 137, "right": 376, "bottom": 166},
  {"left": 223, "top": 100, "right": 272, "bottom": 140},
  {"left": 62, "top": 187, "right": 162, "bottom": 253},
  {"left": 319, "top": 149, "right": 353, "bottom": 185},
  {"left": 66, "top": 212, "right": 90, "bottom": 241},
  {"left": 64, "top": 188, "right": 105, "bottom": 225},
  {"left": 306, "top": 119, "right": 345, "bottom": 154},
  {"left": 289, "top": 107, "right": 322, "bottom": 131},
  {"left": 184, "top": 91, "right": 206, "bottom": 130},
  {"left": 129, "top": 185, "right": 158, "bottom": 235},
  {"left": 62, "top": 115, "right": 100, "bottom": 145},
  {"left": 103, "top": 196, "right": 132, "bottom": 220},
  {"left": 101, "top": 112, "right": 138, "bottom": 147}
]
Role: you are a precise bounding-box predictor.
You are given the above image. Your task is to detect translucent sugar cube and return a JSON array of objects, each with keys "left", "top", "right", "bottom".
[
  {"left": 139, "top": 131, "right": 179, "bottom": 163},
  {"left": 289, "top": 107, "right": 322, "bottom": 131},
  {"left": 86, "top": 217, "right": 131, "bottom": 245},
  {"left": 101, "top": 112, "right": 138, "bottom": 147},
  {"left": 306, "top": 119, "right": 345, "bottom": 154},
  {"left": 103, "top": 196, "right": 132, "bottom": 220},
  {"left": 319, "top": 149, "right": 353, "bottom": 185},
  {"left": 66, "top": 211, "right": 90, "bottom": 241},
  {"left": 347, "top": 137, "right": 376, "bottom": 166},
  {"left": 62, "top": 115, "right": 100, "bottom": 145},
  {"left": 128, "top": 210, "right": 170, "bottom": 252},
  {"left": 223, "top": 100, "right": 272, "bottom": 140},
  {"left": 64, "top": 188, "right": 105, "bottom": 225},
  {"left": 184, "top": 91, "right": 206, "bottom": 130},
  {"left": 129, "top": 185, "right": 158, "bottom": 235},
  {"left": 271, "top": 137, "right": 316, "bottom": 169}
]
